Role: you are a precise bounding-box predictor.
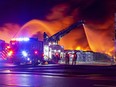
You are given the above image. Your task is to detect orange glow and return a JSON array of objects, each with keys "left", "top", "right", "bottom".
[
  {"left": 76, "top": 46, "right": 81, "bottom": 50},
  {"left": 105, "top": 52, "right": 112, "bottom": 57},
  {"left": 0, "top": 23, "right": 20, "bottom": 43},
  {"left": 76, "top": 46, "right": 90, "bottom": 51}
]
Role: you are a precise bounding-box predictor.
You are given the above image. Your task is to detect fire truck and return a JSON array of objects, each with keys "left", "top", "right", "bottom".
[
  {"left": 8, "top": 38, "right": 43, "bottom": 65},
  {"left": 8, "top": 20, "right": 84, "bottom": 65},
  {"left": 0, "top": 39, "right": 8, "bottom": 61}
]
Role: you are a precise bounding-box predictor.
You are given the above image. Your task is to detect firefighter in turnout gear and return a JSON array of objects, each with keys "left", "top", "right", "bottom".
[
  {"left": 65, "top": 52, "right": 69, "bottom": 64},
  {"left": 72, "top": 52, "right": 77, "bottom": 65}
]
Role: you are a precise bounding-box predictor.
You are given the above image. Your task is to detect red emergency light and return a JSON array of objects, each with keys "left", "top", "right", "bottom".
[
  {"left": 6, "top": 46, "right": 10, "bottom": 49},
  {"left": 7, "top": 50, "right": 14, "bottom": 57},
  {"left": 34, "top": 50, "right": 38, "bottom": 55}
]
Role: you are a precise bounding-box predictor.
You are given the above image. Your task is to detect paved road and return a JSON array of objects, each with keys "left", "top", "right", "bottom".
[{"left": 0, "top": 63, "right": 116, "bottom": 87}]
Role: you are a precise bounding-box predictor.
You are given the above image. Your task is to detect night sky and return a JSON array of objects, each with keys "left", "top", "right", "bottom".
[{"left": 0, "top": 0, "right": 115, "bottom": 25}]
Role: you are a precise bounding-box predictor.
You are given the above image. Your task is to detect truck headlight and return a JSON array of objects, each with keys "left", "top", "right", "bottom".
[{"left": 22, "top": 51, "right": 28, "bottom": 57}]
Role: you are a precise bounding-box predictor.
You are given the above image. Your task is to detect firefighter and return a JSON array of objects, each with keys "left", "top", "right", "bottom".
[
  {"left": 51, "top": 53, "right": 59, "bottom": 64},
  {"left": 65, "top": 52, "right": 69, "bottom": 64},
  {"left": 52, "top": 54, "right": 56, "bottom": 63},
  {"left": 55, "top": 53, "right": 60, "bottom": 64},
  {"left": 72, "top": 52, "right": 77, "bottom": 65},
  {"left": 111, "top": 57, "right": 115, "bottom": 65}
]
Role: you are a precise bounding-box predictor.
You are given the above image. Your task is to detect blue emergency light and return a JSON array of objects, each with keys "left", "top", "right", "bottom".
[{"left": 11, "top": 38, "right": 30, "bottom": 41}]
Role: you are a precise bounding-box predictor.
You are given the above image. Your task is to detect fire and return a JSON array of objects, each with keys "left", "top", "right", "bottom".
[
  {"left": 76, "top": 46, "right": 90, "bottom": 51},
  {"left": 106, "top": 52, "right": 112, "bottom": 57},
  {"left": 105, "top": 47, "right": 115, "bottom": 57},
  {"left": 76, "top": 46, "right": 81, "bottom": 50}
]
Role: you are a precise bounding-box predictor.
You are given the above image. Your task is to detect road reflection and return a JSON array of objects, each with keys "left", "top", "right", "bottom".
[
  {"left": 0, "top": 73, "right": 115, "bottom": 87},
  {"left": 1, "top": 74, "right": 42, "bottom": 86}
]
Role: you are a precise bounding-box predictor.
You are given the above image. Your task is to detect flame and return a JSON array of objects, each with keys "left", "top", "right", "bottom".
[
  {"left": 105, "top": 47, "right": 115, "bottom": 57},
  {"left": 76, "top": 46, "right": 90, "bottom": 51},
  {"left": 76, "top": 46, "right": 81, "bottom": 50}
]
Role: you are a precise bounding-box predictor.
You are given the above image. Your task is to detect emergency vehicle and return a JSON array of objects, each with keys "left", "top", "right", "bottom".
[
  {"left": 8, "top": 38, "right": 43, "bottom": 65},
  {"left": 0, "top": 39, "right": 8, "bottom": 60}
]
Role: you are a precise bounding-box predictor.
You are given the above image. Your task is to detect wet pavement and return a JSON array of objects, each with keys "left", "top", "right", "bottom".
[
  {"left": 0, "top": 63, "right": 116, "bottom": 87},
  {"left": 0, "top": 72, "right": 116, "bottom": 87}
]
